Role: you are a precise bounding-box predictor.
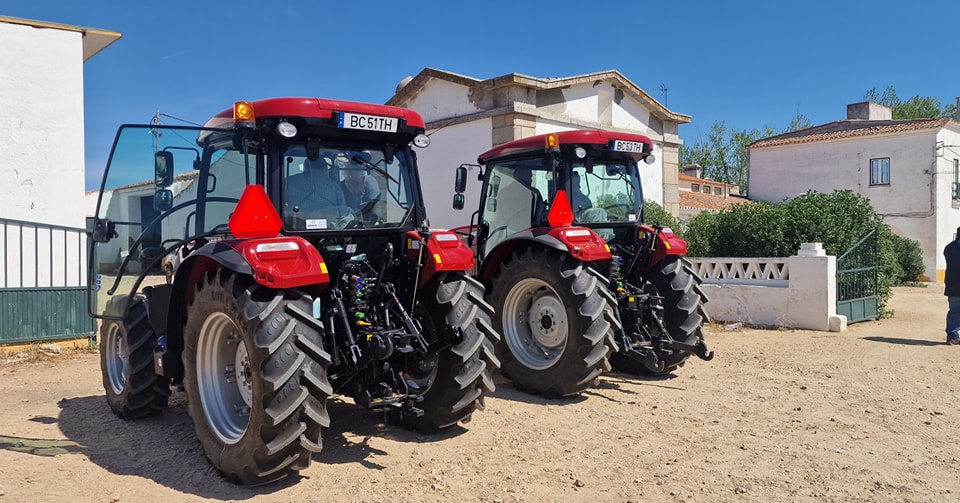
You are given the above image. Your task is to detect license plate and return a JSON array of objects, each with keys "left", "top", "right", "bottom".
[
  {"left": 339, "top": 112, "right": 398, "bottom": 133},
  {"left": 612, "top": 140, "right": 645, "bottom": 153}
]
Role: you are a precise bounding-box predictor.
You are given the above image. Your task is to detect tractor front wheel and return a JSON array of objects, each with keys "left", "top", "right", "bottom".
[{"left": 100, "top": 297, "right": 170, "bottom": 419}]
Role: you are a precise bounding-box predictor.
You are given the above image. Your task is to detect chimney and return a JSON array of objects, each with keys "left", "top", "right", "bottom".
[
  {"left": 682, "top": 164, "right": 702, "bottom": 178},
  {"left": 955, "top": 97, "right": 960, "bottom": 122},
  {"left": 847, "top": 101, "right": 892, "bottom": 120}
]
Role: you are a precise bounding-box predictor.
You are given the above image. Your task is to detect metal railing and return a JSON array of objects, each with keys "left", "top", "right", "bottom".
[{"left": 0, "top": 217, "right": 93, "bottom": 344}]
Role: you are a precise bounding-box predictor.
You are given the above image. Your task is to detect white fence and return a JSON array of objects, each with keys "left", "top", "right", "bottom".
[{"left": 688, "top": 243, "right": 847, "bottom": 332}]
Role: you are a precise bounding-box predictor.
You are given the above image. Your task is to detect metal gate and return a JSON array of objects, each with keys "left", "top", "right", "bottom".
[
  {"left": 836, "top": 229, "right": 879, "bottom": 323},
  {"left": 0, "top": 218, "right": 94, "bottom": 344}
]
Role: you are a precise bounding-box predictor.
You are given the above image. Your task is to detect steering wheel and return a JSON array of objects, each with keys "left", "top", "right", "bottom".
[
  {"left": 330, "top": 206, "right": 363, "bottom": 229},
  {"left": 602, "top": 203, "right": 633, "bottom": 212}
]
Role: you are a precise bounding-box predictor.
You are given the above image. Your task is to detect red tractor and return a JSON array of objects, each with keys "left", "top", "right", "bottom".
[
  {"left": 88, "top": 98, "right": 499, "bottom": 485},
  {"left": 452, "top": 130, "right": 711, "bottom": 397}
]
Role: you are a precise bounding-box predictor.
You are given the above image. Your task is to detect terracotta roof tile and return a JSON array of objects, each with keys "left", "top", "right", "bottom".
[
  {"left": 679, "top": 191, "right": 751, "bottom": 212},
  {"left": 750, "top": 118, "right": 949, "bottom": 149}
]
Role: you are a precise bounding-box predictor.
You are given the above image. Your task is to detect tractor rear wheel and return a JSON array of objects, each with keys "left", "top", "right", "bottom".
[
  {"left": 489, "top": 248, "right": 614, "bottom": 397},
  {"left": 100, "top": 297, "right": 170, "bottom": 419},
  {"left": 182, "top": 268, "right": 331, "bottom": 486},
  {"left": 396, "top": 272, "right": 500, "bottom": 432},
  {"left": 612, "top": 255, "right": 709, "bottom": 375}
]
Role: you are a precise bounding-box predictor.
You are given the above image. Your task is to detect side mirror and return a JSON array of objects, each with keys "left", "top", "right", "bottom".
[
  {"left": 453, "top": 193, "right": 464, "bottom": 210},
  {"left": 154, "top": 189, "right": 173, "bottom": 211},
  {"left": 91, "top": 217, "right": 117, "bottom": 243},
  {"left": 155, "top": 151, "right": 174, "bottom": 187},
  {"left": 454, "top": 166, "right": 468, "bottom": 193}
]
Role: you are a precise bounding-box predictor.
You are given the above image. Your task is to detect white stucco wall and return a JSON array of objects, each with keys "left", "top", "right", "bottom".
[
  {"left": 691, "top": 244, "right": 847, "bottom": 332},
  {"left": 749, "top": 128, "right": 957, "bottom": 280},
  {"left": 417, "top": 118, "right": 493, "bottom": 230},
  {"left": 0, "top": 22, "right": 86, "bottom": 228},
  {"left": 400, "top": 79, "right": 481, "bottom": 123}
]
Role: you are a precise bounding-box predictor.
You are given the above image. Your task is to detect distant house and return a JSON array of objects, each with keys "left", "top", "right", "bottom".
[
  {"left": 386, "top": 68, "right": 690, "bottom": 230},
  {"left": 748, "top": 101, "right": 960, "bottom": 281},
  {"left": 676, "top": 165, "right": 748, "bottom": 219}
]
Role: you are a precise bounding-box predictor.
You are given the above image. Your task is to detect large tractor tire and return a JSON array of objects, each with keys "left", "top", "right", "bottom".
[
  {"left": 182, "top": 269, "right": 331, "bottom": 486},
  {"left": 397, "top": 272, "right": 500, "bottom": 432},
  {"left": 489, "top": 248, "right": 615, "bottom": 398},
  {"left": 100, "top": 298, "right": 171, "bottom": 419},
  {"left": 611, "top": 255, "right": 709, "bottom": 376}
]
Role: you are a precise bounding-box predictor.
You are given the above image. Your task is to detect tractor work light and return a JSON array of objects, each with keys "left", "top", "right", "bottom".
[
  {"left": 278, "top": 121, "right": 297, "bottom": 138},
  {"left": 414, "top": 133, "right": 431, "bottom": 148},
  {"left": 574, "top": 146, "right": 587, "bottom": 159}
]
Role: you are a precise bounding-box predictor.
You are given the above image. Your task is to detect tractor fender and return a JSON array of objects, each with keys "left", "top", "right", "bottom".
[
  {"left": 637, "top": 224, "right": 688, "bottom": 267},
  {"left": 477, "top": 228, "right": 609, "bottom": 287},
  {"left": 406, "top": 230, "right": 477, "bottom": 287},
  {"left": 158, "top": 242, "right": 252, "bottom": 375}
]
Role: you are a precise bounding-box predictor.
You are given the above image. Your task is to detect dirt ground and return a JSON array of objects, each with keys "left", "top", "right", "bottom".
[{"left": 1, "top": 284, "right": 959, "bottom": 503}]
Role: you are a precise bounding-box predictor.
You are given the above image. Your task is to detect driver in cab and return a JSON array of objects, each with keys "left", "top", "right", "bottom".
[{"left": 284, "top": 155, "right": 346, "bottom": 228}]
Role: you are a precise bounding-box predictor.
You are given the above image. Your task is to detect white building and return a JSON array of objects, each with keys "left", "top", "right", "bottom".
[
  {"left": 385, "top": 68, "right": 690, "bottom": 231},
  {"left": 0, "top": 16, "right": 120, "bottom": 227},
  {"left": 748, "top": 101, "right": 960, "bottom": 281}
]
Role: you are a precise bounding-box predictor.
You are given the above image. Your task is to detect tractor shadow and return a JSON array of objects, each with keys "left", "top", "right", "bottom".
[
  {"left": 314, "top": 397, "right": 469, "bottom": 469},
  {"left": 56, "top": 391, "right": 468, "bottom": 498},
  {"left": 486, "top": 370, "right": 683, "bottom": 405},
  {"left": 57, "top": 393, "right": 291, "bottom": 500}
]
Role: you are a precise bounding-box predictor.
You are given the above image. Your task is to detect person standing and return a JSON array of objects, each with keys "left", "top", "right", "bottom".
[{"left": 944, "top": 227, "right": 960, "bottom": 345}]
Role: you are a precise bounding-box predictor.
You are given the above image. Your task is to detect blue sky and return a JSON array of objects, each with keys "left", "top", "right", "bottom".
[{"left": 5, "top": 0, "right": 959, "bottom": 189}]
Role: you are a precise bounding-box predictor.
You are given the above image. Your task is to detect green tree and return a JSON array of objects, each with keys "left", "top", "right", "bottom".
[
  {"left": 679, "top": 120, "right": 780, "bottom": 193},
  {"left": 863, "top": 86, "right": 957, "bottom": 119},
  {"left": 784, "top": 113, "right": 812, "bottom": 132}
]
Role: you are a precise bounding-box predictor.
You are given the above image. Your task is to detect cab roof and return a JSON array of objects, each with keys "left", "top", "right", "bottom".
[
  {"left": 203, "top": 97, "right": 426, "bottom": 129},
  {"left": 478, "top": 130, "right": 653, "bottom": 164}
]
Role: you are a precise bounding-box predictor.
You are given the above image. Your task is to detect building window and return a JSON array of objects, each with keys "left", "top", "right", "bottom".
[
  {"left": 869, "top": 158, "right": 890, "bottom": 185},
  {"left": 714, "top": 187, "right": 722, "bottom": 195},
  {"left": 691, "top": 183, "right": 699, "bottom": 192},
  {"left": 703, "top": 185, "right": 711, "bottom": 193}
]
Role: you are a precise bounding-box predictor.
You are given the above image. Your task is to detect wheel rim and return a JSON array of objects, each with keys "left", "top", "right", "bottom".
[
  {"left": 502, "top": 277, "right": 568, "bottom": 370},
  {"left": 196, "top": 312, "right": 251, "bottom": 444},
  {"left": 104, "top": 322, "right": 127, "bottom": 395}
]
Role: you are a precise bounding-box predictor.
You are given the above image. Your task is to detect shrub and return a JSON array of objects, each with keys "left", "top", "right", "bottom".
[{"left": 683, "top": 190, "right": 925, "bottom": 317}]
